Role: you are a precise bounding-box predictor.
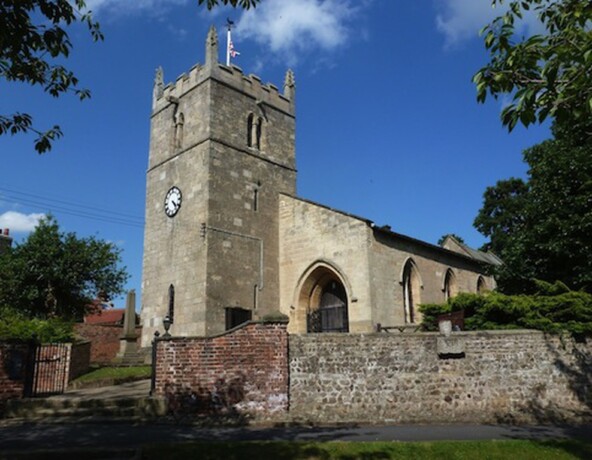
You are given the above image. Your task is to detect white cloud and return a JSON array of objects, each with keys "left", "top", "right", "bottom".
[
  {"left": 83, "top": 0, "right": 188, "bottom": 16},
  {"left": 435, "top": 0, "right": 542, "bottom": 47},
  {"left": 236, "top": 0, "right": 359, "bottom": 64},
  {"left": 0, "top": 211, "right": 45, "bottom": 233},
  {"left": 435, "top": 0, "right": 502, "bottom": 47}
]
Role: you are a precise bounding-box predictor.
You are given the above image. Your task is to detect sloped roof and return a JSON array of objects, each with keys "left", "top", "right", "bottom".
[
  {"left": 455, "top": 242, "right": 502, "bottom": 266},
  {"left": 441, "top": 235, "right": 502, "bottom": 266},
  {"left": 84, "top": 308, "right": 125, "bottom": 324},
  {"left": 281, "top": 193, "right": 502, "bottom": 267}
]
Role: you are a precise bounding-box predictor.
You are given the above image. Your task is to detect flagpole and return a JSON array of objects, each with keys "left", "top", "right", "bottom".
[{"left": 226, "top": 23, "right": 231, "bottom": 66}]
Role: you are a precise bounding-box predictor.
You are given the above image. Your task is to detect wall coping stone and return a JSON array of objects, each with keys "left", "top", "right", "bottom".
[
  {"left": 290, "top": 329, "right": 570, "bottom": 339},
  {"left": 156, "top": 319, "right": 288, "bottom": 342}
]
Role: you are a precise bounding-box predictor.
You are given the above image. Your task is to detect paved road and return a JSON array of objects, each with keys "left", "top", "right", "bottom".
[
  {"left": 0, "top": 420, "right": 590, "bottom": 452},
  {"left": 1, "top": 380, "right": 590, "bottom": 454}
]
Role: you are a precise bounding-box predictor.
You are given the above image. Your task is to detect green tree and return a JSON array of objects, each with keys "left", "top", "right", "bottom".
[
  {"left": 473, "top": 178, "right": 528, "bottom": 254},
  {"left": 0, "top": 216, "right": 128, "bottom": 319},
  {"left": 198, "top": 0, "right": 260, "bottom": 8},
  {"left": 474, "top": 0, "right": 592, "bottom": 138},
  {"left": 0, "top": 0, "right": 103, "bottom": 153},
  {"left": 438, "top": 233, "right": 465, "bottom": 246},
  {"left": 474, "top": 123, "right": 592, "bottom": 293},
  {"left": 1, "top": 1, "right": 260, "bottom": 154}
]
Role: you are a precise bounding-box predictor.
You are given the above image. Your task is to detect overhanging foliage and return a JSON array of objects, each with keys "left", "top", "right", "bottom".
[{"left": 474, "top": 0, "right": 592, "bottom": 138}]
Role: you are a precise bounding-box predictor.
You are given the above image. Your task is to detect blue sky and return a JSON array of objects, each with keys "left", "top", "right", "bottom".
[{"left": 0, "top": 0, "right": 550, "bottom": 307}]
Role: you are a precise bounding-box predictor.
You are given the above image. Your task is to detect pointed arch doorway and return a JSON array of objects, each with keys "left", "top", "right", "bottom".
[{"left": 296, "top": 264, "right": 349, "bottom": 333}]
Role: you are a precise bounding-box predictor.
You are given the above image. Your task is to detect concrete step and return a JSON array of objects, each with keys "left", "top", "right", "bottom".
[{"left": 111, "top": 352, "right": 150, "bottom": 367}]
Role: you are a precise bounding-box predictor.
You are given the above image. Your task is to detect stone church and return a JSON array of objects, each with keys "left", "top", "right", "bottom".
[{"left": 140, "top": 26, "right": 500, "bottom": 347}]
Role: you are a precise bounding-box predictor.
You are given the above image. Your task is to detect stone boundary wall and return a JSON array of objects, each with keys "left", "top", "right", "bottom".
[
  {"left": 153, "top": 321, "right": 289, "bottom": 420},
  {"left": 0, "top": 343, "right": 30, "bottom": 401},
  {"left": 289, "top": 331, "right": 592, "bottom": 425},
  {"left": 75, "top": 323, "right": 141, "bottom": 364}
]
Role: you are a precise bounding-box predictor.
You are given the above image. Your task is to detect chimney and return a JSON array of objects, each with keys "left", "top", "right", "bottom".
[{"left": 0, "top": 228, "right": 12, "bottom": 253}]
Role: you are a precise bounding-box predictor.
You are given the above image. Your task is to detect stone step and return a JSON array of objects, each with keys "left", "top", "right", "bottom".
[
  {"left": 4, "top": 397, "right": 166, "bottom": 421},
  {"left": 0, "top": 448, "right": 141, "bottom": 460}
]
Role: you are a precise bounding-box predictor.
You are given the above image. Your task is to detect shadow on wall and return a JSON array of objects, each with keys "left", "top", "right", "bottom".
[
  {"left": 501, "top": 335, "right": 592, "bottom": 425},
  {"left": 163, "top": 374, "right": 250, "bottom": 425}
]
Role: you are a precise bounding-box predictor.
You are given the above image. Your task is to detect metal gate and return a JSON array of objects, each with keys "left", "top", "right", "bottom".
[
  {"left": 307, "top": 305, "right": 349, "bottom": 333},
  {"left": 24, "top": 343, "right": 69, "bottom": 397}
]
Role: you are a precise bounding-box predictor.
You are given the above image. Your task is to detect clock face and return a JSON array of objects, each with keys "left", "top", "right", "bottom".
[{"left": 164, "top": 186, "right": 182, "bottom": 217}]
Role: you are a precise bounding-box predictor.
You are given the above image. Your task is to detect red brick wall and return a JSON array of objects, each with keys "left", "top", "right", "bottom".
[
  {"left": 75, "top": 323, "right": 141, "bottom": 364},
  {"left": 154, "top": 321, "right": 288, "bottom": 420},
  {"left": 0, "top": 343, "right": 30, "bottom": 401}
]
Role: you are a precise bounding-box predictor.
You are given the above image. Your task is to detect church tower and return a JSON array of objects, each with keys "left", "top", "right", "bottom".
[{"left": 141, "top": 26, "right": 296, "bottom": 346}]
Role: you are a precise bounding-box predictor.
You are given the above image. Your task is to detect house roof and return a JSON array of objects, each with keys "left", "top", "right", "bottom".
[{"left": 84, "top": 308, "right": 125, "bottom": 324}]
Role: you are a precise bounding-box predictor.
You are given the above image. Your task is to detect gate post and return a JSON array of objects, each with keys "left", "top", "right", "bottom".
[
  {"left": 22, "top": 339, "right": 37, "bottom": 398},
  {"left": 149, "top": 331, "right": 160, "bottom": 396}
]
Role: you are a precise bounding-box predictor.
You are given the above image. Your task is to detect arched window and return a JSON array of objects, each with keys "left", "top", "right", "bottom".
[
  {"left": 443, "top": 269, "right": 458, "bottom": 302},
  {"left": 168, "top": 284, "right": 175, "bottom": 323},
  {"left": 174, "top": 112, "right": 184, "bottom": 149},
  {"left": 247, "top": 113, "right": 254, "bottom": 147},
  {"left": 477, "top": 276, "right": 487, "bottom": 295},
  {"left": 253, "top": 181, "right": 261, "bottom": 212},
  {"left": 256, "top": 117, "right": 263, "bottom": 150},
  {"left": 402, "top": 259, "right": 422, "bottom": 324}
]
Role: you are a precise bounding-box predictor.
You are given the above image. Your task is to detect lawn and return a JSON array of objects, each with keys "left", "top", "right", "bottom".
[
  {"left": 143, "top": 439, "right": 592, "bottom": 460},
  {"left": 71, "top": 365, "right": 151, "bottom": 384}
]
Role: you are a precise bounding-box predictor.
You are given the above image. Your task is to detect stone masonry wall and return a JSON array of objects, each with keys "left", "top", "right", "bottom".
[
  {"left": 289, "top": 331, "right": 592, "bottom": 425},
  {"left": 154, "top": 321, "right": 289, "bottom": 420},
  {"left": 369, "top": 232, "right": 497, "bottom": 328},
  {"left": 279, "top": 195, "right": 373, "bottom": 333}
]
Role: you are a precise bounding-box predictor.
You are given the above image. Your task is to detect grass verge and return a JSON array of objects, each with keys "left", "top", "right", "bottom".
[
  {"left": 142, "top": 439, "right": 592, "bottom": 460},
  {"left": 71, "top": 366, "right": 151, "bottom": 386}
]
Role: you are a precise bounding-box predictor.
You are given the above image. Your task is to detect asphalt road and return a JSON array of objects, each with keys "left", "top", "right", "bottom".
[{"left": 0, "top": 420, "right": 590, "bottom": 452}]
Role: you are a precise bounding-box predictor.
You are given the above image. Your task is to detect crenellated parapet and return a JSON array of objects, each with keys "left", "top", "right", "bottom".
[{"left": 152, "top": 26, "right": 295, "bottom": 116}]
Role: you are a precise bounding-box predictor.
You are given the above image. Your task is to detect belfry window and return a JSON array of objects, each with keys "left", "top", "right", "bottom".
[
  {"left": 168, "top": 284, "right": 175, "bottom": 323},
  {"left": 256, "top": 117, "right": 263, "bottom": 150},
  {"left": 247, "top": 113, "right": 254, "bottom": 147},
  {"left": 174, "top": 112, "right": 184, "bottom": 149}
]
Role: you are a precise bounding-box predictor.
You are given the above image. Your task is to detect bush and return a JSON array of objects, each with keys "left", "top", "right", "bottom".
[
  {"left": 419, "top": 281, "right": 592, "bottom": 336},
  {"left": 0, "top": 307, "right": 74, "bottom": 342}
]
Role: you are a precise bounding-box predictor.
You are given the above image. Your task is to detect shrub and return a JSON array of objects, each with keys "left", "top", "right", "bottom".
[
  {"left": 419, "top": 281, "right": 592, "bottom": 336},
  {"left": 0, "top": 307, "right": 74, "bottom": 342}
]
